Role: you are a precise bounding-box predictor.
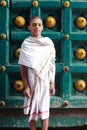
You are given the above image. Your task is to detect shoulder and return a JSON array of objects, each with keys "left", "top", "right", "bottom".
[
  {"left": 22, "top": 36, "right": 30, "bottom": 43},
  {"left": 21, "top": 36, "right": 31, "bottom": 47},
  {"left": 43, "top": 37, "right": 54, "bottom": 45},
  {"left": 44, "top": 37, "right": 52, "bottom": 41}
]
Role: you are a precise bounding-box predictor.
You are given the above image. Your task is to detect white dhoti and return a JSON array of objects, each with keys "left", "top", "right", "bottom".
[{"left": 24, "top": 68, "right": 50, "bottom": 122}]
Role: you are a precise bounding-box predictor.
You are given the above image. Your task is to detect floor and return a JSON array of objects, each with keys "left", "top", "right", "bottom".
[{"left": 1, "top": 126, "right": 87, "bottom": 130}]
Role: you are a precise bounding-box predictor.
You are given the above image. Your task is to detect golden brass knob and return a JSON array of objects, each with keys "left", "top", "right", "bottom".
[
  {"left": 14, "top": 16, "right": 26, "bottom": 28},
  {"left": 13, "top": 80, "right": 25, "bottom": 93},
  {"left": 0, "top": 33, "right": 6, "bottom": 39},
  {"left": 62, "top": 100, "right": 68, "bottom": 107},
  {"left": 64, "top": 1, "right": 70, "bottom": 7},
  {"left": 0, "top": 66, "right": 6, "bottom": 72},
  {"left": 45, "top": 16, "right": 56, "bottom": 28},
  {"left": 64, "top": 34, "right": 69, "bottom": 40},
  {"left": 0, "top": 101, "right": 5, "bottom": 106},
  {"left": 14, "top": 48, "right": 21, "bottom": 59},
  {"left": 75, "top": 48, "right": 86, "bottom": 60},
  {"left": 75, "top": 79, "right": 86, "bottom": 91},
  {"left": 75, "top": 16, "right": 86, "bottom": 29},
  {"left": 63, "top": 66, "right": 69, "bottom": 72},
  {"left": 32, "top": 0, "right": 38, "bottom": 7},
  {"left": 0, "top": 0, "right": 7, "bottom": 6}
]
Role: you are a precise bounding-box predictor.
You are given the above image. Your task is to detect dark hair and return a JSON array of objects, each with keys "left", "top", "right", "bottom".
[{"left": 29, "top": 16, "right": 43, "bottom": 25}]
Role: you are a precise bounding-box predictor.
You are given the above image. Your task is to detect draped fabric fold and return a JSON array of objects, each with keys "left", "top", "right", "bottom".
[{"left": 18, "top": 36, "right": 56, "bottom": 80}]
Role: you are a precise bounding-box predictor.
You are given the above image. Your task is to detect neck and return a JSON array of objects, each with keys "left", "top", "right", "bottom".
[{"left": 32, "top": 35, "right": 42, "bottom": 38}]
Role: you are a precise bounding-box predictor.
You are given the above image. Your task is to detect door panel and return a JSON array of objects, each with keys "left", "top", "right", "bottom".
[{"left": 0, "top": 0, "right": 87, "bottom": 108}]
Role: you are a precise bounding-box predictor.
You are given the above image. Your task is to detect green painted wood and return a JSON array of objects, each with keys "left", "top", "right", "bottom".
[{"left": 1, "top": 0, "right": 87, "bottom": 127}]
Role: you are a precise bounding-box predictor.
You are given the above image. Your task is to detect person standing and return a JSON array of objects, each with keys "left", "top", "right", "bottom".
[{"left": 18, "top": 16, "right": 56, "bottom": 130}]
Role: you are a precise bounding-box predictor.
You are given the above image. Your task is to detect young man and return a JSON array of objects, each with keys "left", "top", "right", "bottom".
[{"left": 18, "top": 16, "right": 56, "bottom": 130}]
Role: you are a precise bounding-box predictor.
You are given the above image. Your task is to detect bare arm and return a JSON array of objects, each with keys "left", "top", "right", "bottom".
[
  {"left": 49, "top": 56, "right": 56, "bottom": 96},
  {"left": 20, "top": 65, "right": 31, "bottom": 98},
  {"left": 50, "top": 82, "right": 55, "bottom": 96}
]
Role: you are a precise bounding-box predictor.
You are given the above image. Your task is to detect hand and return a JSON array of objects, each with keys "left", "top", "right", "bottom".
[
  {"left": 50, "top": 82, "right": 55, "bottom": 96},
  {"left": 24, "top": 86, "right": 32, "bottom": 98}
]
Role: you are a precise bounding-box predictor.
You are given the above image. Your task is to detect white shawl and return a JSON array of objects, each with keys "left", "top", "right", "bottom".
[{"left": 18, "top": 36, "right": 55, "bottom": 79}]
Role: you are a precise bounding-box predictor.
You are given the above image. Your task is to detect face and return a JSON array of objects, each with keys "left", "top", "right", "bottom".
[{"left": 28, "top": 18, "right": 43, "bottom": 38}]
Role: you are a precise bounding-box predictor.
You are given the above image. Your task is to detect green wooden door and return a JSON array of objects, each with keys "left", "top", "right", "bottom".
[
  {"left": 0, "top": 0, "right": 61, "bottom": 108},
  {"left": 1, "top": 0, "right": 87, "bottom": 127}
]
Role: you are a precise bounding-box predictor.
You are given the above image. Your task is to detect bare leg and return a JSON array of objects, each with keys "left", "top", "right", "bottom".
[
  {"left": 41, "top": 118, "right": 49, "bottom": 130},
  {"left": 30, "top": 120, "right": 36, "bottom": 130}
]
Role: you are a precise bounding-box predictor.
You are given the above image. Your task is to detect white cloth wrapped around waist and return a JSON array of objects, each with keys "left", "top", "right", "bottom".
[{"left": 24, "top": 96, "right": 30, "bottom": 115}]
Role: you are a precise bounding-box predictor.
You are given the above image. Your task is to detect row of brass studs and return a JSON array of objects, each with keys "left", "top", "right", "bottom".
[
  {"left": 0, "top": 78, "right": 86, "bottom": 107},
  {"left": 1, "top": 0, "right": 87, "bottom": 30},
  {"left": 14, "top": 47, "right": 87, "bottom": 60},
  {"left": 12, "top": 79, "right": 86, "bottom": 92},
  {"left": 13, "top": 15, "right": 87, "bottom": 30},
  {"left": 0, "top": 0, "right": 70, "bottom": 8},
  {"left": 0, "top": 0, "right": 38, "bottom": 7},
  {"left": 14, "top": 15, "right": 56, "bottom": 29},
  {"left": 32, "top": 0, "right": 70, "bottom": 8}
]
